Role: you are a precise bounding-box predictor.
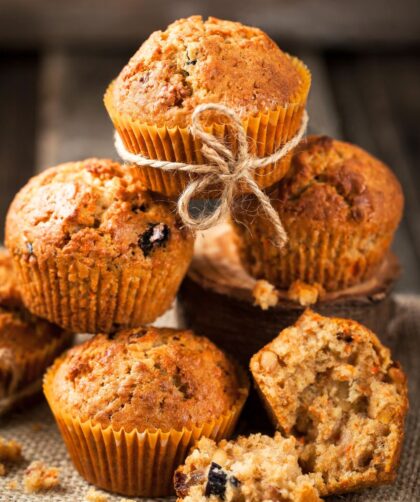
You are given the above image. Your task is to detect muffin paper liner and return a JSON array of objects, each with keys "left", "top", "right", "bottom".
[
  {"left": 104, "top": 57, "right": 311, "bottom": 198},
  {"left": 233, "top": 220, "right": 395, "bottom": 292},
  {"left": 12, "top": 251, "right": 191, "bottom": 334},
  {"left": 0, "top": 330, "right": 72, "bottom": 416},
  {"left": 43, "top": 364, "right": 249, "bottom": 497}
]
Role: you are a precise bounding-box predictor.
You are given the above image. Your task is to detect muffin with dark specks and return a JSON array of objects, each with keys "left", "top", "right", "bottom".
[
  {"left": 232, "top": 136, "right": 404, "bottom": 291},
  {"left": 5, "top": 158, "right": 194, "bottom": 333},
  {"left": 44, "top": 326, "right": 249, "bottom": 497},
  {"left": 105, "top": 16, "right": 311, "bottom": 197}
]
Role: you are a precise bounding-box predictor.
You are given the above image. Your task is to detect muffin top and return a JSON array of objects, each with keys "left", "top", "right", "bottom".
[
  {"left": 0, "top": 251, "right": 64, "bottom": 357},
  {"left": 47, "top": 327, "right": 247, "bottom": 432},
  {"left": 274, "top": 136, "right": 404, "bottom": 229},
  {"left": 110, "top": 16, "right": 310, "bottom": 127},
  {"left": 6, "top": 158, "right": 193, "bottom": 261}
]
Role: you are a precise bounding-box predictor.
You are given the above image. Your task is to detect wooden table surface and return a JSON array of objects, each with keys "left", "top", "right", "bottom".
[{"left": 0, "top": 46, "right": 419, "bottom": 292}]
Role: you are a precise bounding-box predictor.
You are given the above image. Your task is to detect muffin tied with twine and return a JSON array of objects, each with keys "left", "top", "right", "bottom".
[
  {"left": 232, "top": 136, "right": 404, "bottom": 292},
  {"left": 5, "top": 158, "right": 194, "bottom": 334},
  {"left": 105, "top": 16, "right": 311, "bottom": 242},
  {"left": 44, "top": 326, "right": 249, "bottom": 497},
  {"left": 0, "top": 249, "right": 72, "bottom": 416}
]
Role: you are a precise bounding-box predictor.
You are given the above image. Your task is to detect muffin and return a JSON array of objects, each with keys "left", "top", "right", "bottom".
[
  {"left": 105, "top": 16, "right": 311, "bottom": 197},
  {"left": 232, "top": 135, "right": 404, "bottom": 291},
  {"left": 174, "top": 433, "right": 322, "bottom": 501},
  {"left": 44, "top": 326, "right": 249, "bottom": 497},
  {"left": 5, "top": 158, "right": 194, "bottom": 333},
  {"left": 0, "top": 249, "right": 71, "bottom": 416},
  {"left": 250, "top": 310, "right": 408, "bottom": 495}
]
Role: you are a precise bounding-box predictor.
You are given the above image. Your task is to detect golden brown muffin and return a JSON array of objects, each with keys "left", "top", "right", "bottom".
[
  {"left": 44, "top": 326, "right": 249, "bottom": 497},
  {"left": 0, "top": 249, "right": 71, "bottom": 416},
  {"left": 232, "top": 135, "right": 404, "bottom": 291},
  {"left": 105, "top": 16, "right": 311, "bottom": 197},
  {"left": 5, "top": 158, "right": 194, "bottom": 333},
  {"left": 250, "top": 310, "right": 408, "bottom": 496},
  {"left": 174, "top": 433, "right": 322, "bottom": 502}
]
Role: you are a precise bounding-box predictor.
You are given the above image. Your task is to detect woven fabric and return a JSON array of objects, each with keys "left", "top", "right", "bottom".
[{"left": 0, "top": 295, "right": 418, "bottom": 501}]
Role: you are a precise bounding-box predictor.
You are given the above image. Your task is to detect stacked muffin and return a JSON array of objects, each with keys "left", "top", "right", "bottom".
[
  {"left": 232, "top": 135, "right": 403, "bottom": 294},
  {"left": 1, "top": 15, "right": 409, "bottom": 502},
  {"left": 4, "top": 157, "right": 248, "bottom": 496}
]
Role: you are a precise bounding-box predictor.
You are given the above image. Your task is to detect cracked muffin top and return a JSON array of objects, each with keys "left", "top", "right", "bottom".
[
  {"left": 5, "top": 158, "right": 193, "bottom": 262},
  {"left": 274, "top": 135, "right": 403, "bottom": 229},
  {"left": 46, "top": 326, "right": 248, "bottom": 432},
  {"left": 109, "top": 16, "right": 310, "bottom": 127}
]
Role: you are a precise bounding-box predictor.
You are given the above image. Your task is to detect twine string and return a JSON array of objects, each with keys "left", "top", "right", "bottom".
[{"left": 114, "top": 103, "right": 308, "bottom": 247}]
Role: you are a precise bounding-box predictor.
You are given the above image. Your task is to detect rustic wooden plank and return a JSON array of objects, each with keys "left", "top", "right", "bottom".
[
  {"left": 0, "top": 52, "right": 39, "bottom": 242},
  {"left": 296, "top": 50, "right": 342, "bottom": 138},
  {"left": 328, "top": 55, "right": 420, "bottom": 293},
  {"left": 36, "top": 50, "right": 127, "bottom": 170},
  {"left": 1, "top": 0, "right": 419, "bottom": 48}
]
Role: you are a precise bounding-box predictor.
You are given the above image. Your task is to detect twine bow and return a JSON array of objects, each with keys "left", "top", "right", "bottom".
[{"left": 115, "top": 103, "right": 308, "bottom": 247}]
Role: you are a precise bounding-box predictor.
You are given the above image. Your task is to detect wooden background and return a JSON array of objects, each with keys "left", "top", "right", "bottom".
[{"left": 1, "top": 0, "right": 419, "bottom": 292}]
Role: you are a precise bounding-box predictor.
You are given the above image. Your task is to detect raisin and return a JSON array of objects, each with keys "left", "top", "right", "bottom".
[
  {"left": 132, "top": 203, "right": 147, "bottom": 213},
  {"left": 107, "top": 332, "right": 117, "bottom": 340},
  {"left": 205, "top": 462, "right": 227, "bottom": 499},
  {"left": 174, "top": 472, "right": 189, "bottom": 498},
  {"left": 138, "top": 223, "right": 170, "bottom": 257},
  {"left": 337, "top": 332, "right": 353, "bottom": 343}
]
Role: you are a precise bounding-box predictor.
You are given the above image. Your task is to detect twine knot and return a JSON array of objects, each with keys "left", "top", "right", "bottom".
[{"left": 115, "top": 103, "right": 308, "bottom": 247}]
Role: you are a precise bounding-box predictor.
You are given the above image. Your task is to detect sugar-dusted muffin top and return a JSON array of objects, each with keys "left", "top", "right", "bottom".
[
  {"left": 48, "top": 327, "right": 247, "bottom": 432},
  {"left": 275, "top": 135, "right": 403, "bottom": 229},
  {"left": 110, "top": 16, "right": 310, "bottom": 127},
  {"left": 174, "top": 433, "right": 322, "bottom": 501},
  {"left": 6, "top": 158, "right": 193, "bottom": 261}
]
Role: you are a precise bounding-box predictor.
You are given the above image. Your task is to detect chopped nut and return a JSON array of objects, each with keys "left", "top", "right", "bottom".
[
  {"left": 212, "top": 448, "right": 228, "bottom": 466},
  {"left": 85, "top": 488, "right": 109, "bottom": 502},
  {"left": 23, "top": 461, "right": 60, "bottom": 493},
  {"left": 252, "top": 280, "right": 278, "bottom": 310},
  {"left": 0, "top": 436, "right": 22, "bottom": 463},
  {"left": 7, "top": 479, "right": 18, "bottom": 490},
  {"left": 260, "top": 350, "right": 279, "bottom": 372},
  {"left": 287, "top": 280, "right": 325, "bottom": 306}
]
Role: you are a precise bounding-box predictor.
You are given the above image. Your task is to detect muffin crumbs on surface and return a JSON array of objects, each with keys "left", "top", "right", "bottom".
[
  {"left": 23, "top": 461, "right": 60, "bottom": 493},
  {"left": 0, "top": 436, "right": 22, "bottom": 463},
  {"left": 85, "top": 488, "right": 109, "bottom": 502},
  {"left": 252, "top": 279, "right": 279, "bottom": 310},
  {"left": 287, "top": 280, "right": 325, "bottom": 306},
  {"left": 0, "top": 463, "right": 6, "bottom": 476}
]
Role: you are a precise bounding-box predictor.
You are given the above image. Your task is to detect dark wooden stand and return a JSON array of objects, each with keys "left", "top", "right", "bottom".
[{"left": 178, "top": 224, "right": 400, "bottom": 366}]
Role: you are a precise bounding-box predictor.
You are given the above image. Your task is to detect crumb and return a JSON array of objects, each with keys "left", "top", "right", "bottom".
[
  {"left": 86, "top": 487, "right": 109, "bottom": 502},
  {"left": 23, "top": 461, "right": 60, "bottom": 493},
  {"left": 0, "top": 436, "right": 22, "bottom": 462},
  {"left": 0, "top": 463, "right": 6, "bottom": 476},
  {"left": 252, "top": 280, "right": 278, "bottom": 310},
  {"left": 287, "top": 280, "right": 325, "bottom": 306},
  {"left": 7, "top": 479, "right": 18, "bottom": 490}
]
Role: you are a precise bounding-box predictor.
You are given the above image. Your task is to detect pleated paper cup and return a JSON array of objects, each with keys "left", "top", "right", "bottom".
[
  {"left": 104, "top": 57, "right": 311, "bottom": 198},
  {"left": 43, "top": 365, "right": 249, "bottom": 497},
  {"left": 0, "top": 329, "right": 72, "bottom": 415},
  {"left": 233, "top": 216, "right": 396, "bottom": 292},
  {"left": 11, "top": 249, "right": 192, "bottom": 334}
]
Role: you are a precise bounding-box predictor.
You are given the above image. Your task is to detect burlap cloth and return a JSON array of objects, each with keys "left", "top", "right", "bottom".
[{"left": 0, "top": 295, "right": 419, "bottom": 501}]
